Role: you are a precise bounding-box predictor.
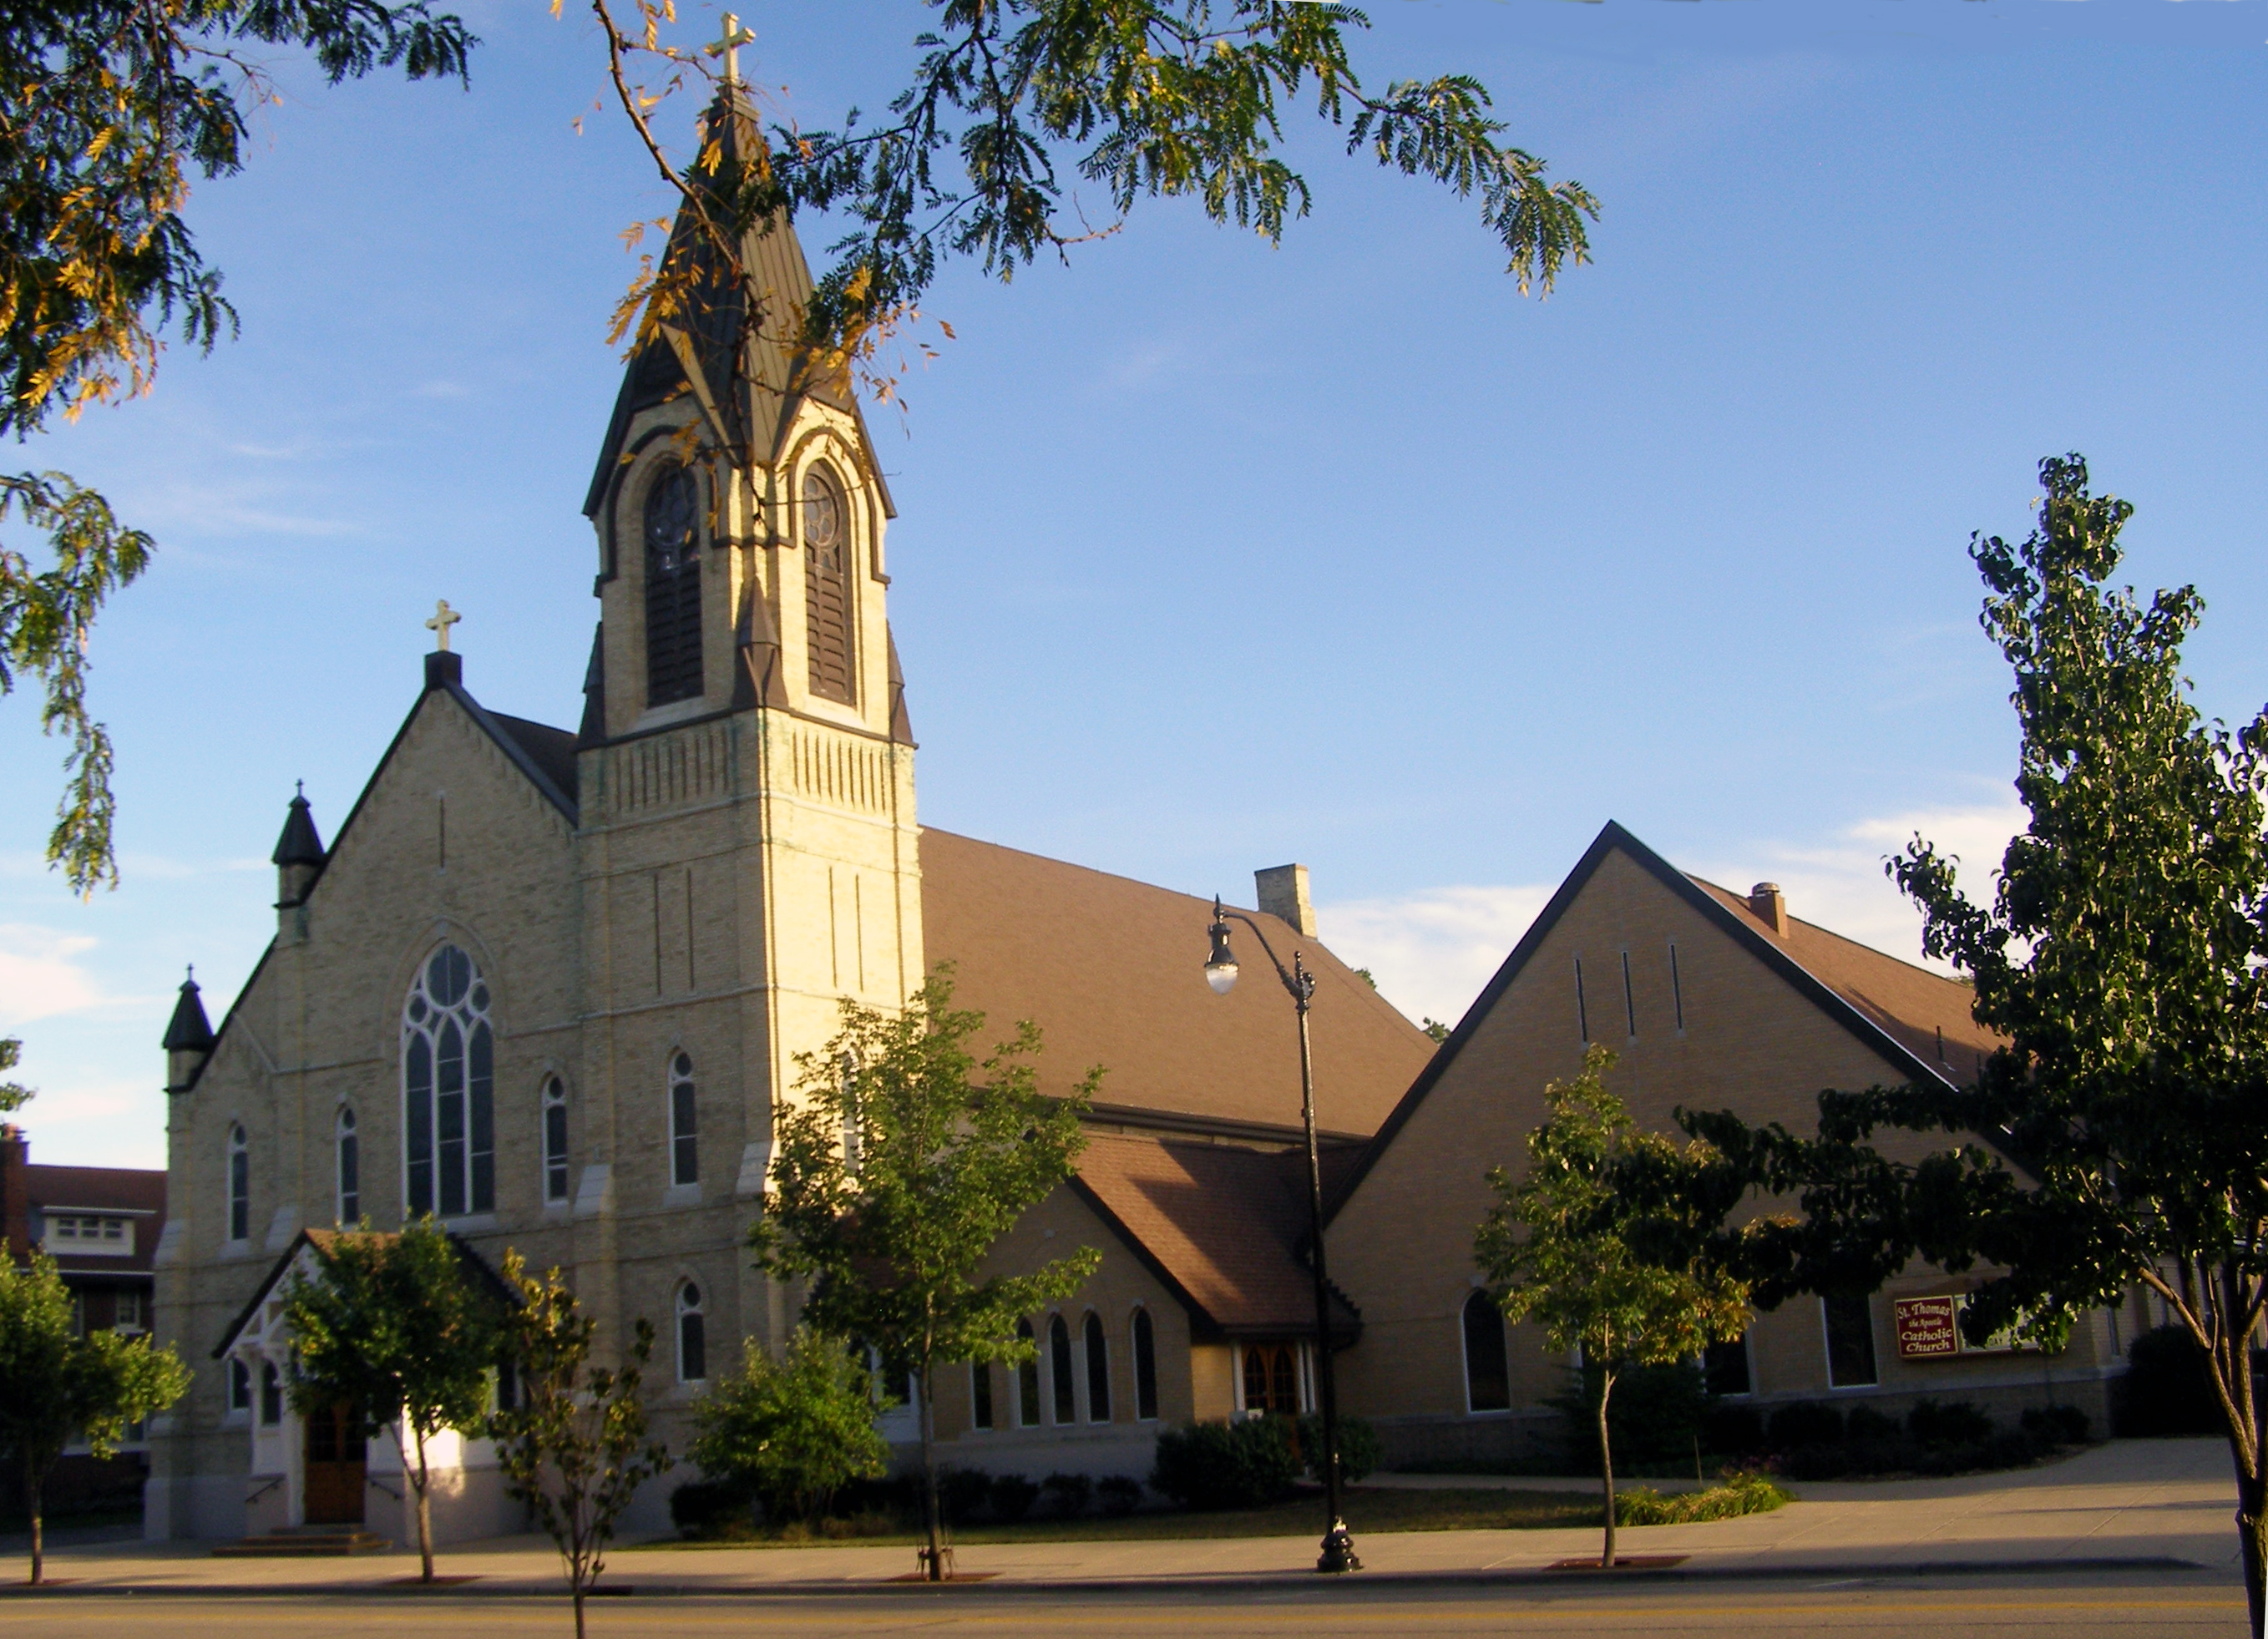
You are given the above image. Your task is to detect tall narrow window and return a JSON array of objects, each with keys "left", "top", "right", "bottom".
[
  {"left": 1015, "top": 1318, "right": 1041, "bottom": 1427},
  {"left": 1131, "top": 1308, "right": 1158, "bottom": 1421},
  {"left": 402, "top": 945, "right": 494, "bottom": 1217},
  {"left": 260, "top": 1360, "right": 282, "bottom": 1425},
  {"left": 542, "top": 1077, "right": 570, "bottom": 1203},
  {"left": 1049, "top": 1314, "right": 1076, "bottom": 1424},
  {"left": 802, "top": 464, "right": 856, "bottom": 704},
  {"left": 1083, "top": 1312, "right": 1111, "bottom": 1423},
  {"left": 227, "top": 1358, "right": 251, "bottom": 1414},
  {"left": 336, "top": 1110, "right": 360, "bottom": 1226},
  {"left": 227, "top": 1124, "right": 249, "bottom": 1242},
  {"left": 1669, "top": 942, "right": 1685, "bottom": 1032},
  {"left": 677, "top": 1282, "right": 707, "bottom": 1383},
  {"left": 1462, "top": 1291, "right": 1511, "bottom": 1413},
  {"left": 644, "top": 463, "right": 703, "bottom": 706},
  {"left": 1823, "top": 1293, "right": 1879, "bottom": 1389},
  {"left": 1704, "top": 1334, "right": 1752, "bottom": 1397},
  {"left": 1574, "top": 959, "right": 1590, "bottom": 1044},
  {"left": 1621, "top": 951, "right": 1637, "bottom": 1038},
  {"left": 971, "top": 1360, "right": 995, "bottom": 1430},
  {"left": 669, "top": 1054, "right": 699, "bottom": 1186}
]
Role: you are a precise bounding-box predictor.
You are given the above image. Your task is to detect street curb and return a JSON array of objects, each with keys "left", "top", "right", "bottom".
[{"left": 0, "top": 1555, "right": 2215, "bottom": 1599}]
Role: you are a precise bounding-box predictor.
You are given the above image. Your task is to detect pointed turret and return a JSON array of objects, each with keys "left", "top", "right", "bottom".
[
  {"left": 163, "top": 969, "right": 215, "bottom": 1094},
  {"left": 272, "top": 782, "right": 326, "bottom": 910}
]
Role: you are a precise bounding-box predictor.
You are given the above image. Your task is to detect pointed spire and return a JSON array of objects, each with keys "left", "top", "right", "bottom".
[
  {"left": 271, "top": 782, "right": 325, "bottom": 868},
  {"left": 162, "top": 968, "right": 215, "bottom": 1054}
]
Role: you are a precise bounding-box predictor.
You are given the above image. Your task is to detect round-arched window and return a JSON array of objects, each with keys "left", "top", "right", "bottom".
[
  {"left": 677, "top": 1282, "right": 707, "bottom": 1383},
  {"left": 403, "top": 944, "right": 494, "bottom": 1218}
]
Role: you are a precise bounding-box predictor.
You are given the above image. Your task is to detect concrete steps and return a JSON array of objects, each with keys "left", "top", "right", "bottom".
[{"left": 212, "top": 1527, "right": 390, "bottom": 1557}]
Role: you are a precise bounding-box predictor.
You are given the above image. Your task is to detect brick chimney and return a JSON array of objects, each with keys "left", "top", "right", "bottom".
[
  {"left": 1254, "top": 864, "right": 1317, "bottom": 938},
  {"left": 0, "top": 1126, "right": 29, "bottom": 1259},
  {"left": 1748, "top": 882, "right": 1790, "bottom": 938}
]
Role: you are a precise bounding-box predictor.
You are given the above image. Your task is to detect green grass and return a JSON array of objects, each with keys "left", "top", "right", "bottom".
[{"left": 631, "top": 1485, "right": 1606, "bottom": 1551}]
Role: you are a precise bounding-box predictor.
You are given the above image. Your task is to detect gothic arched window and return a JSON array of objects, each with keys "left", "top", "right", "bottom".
[
  {"left": 541, "top": 1076, "right": 570, "bottom": 1204},
  {"left": 644, "top": 463, "right": 703, "bottom": 707},
  {"left": 1083, "top": 1311, "right": 1111, "bottom": 1423},
  {"left": 403, "top": 944, "right": 495, "bottom": 1218},
  {"left": 1048, "top": 1313, "right": 1076, "bottom": 1424},
  {"left": 676, "top": 1282, "right": 707, "bottom": 1384},
  {"left": 1131, "top": 1307, "right": 1158, "bottom": 1421},
  {"left": 668, "top": 1053, "right": 699, "bottom": 1186},
  {"left": 802, "top": 463, "right": 855, "bottom": 704},
  {"left": 336, "top": 1109, "right": 360, "bottom": 1226},
  {"left": 1015, "top": 1316, "right": 1040, "bottom": 1427},
  {"left": 1462, "top": 1290, "right": 1511, "bottom": 1413},
  {"left": 226, "top": 1124, "right": 249, "bottom": 1243}
]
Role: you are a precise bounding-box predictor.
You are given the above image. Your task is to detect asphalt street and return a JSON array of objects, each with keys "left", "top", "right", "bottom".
[{"left": 0, "top": 1569, "right": 2244, "bottom": 1637}]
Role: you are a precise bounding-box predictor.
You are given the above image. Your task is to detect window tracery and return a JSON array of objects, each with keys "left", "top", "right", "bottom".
[{"left": 403, "top": 944, "right": 494, "bottom": 1217}]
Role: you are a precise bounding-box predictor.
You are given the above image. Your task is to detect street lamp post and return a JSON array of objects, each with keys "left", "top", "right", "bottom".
[{"left": 1204, "top": 897, "right": 1361, "bottom": 1575}]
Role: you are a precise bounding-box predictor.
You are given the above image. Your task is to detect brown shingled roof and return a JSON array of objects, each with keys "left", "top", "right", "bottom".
[
  {"left": 919, "top": 828, "right": 1436, "bottom": 1136},
  {"left": 1071, "top": 1132, "right": 1355, "bottom": 1341},
  {"left": 26, "top": 1163, "right": 165, "bottom": 1276},
  {"left": 1690, "top": 878, "right": 2006, "bottom": 1077}
]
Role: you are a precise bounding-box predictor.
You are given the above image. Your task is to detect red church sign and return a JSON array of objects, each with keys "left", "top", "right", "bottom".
[{"left": 1893, "top": 1295, "right": 1960, "bottom": 1359}]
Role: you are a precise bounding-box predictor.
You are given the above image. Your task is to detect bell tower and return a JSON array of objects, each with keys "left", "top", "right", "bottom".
[{"left": 570, "top": 88, "right": 921, "bottom": 1349}]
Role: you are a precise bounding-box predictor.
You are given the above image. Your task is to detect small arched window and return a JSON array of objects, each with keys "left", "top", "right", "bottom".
[
  {"left": 1083, "top": 1312, "right": 1111, "bottom": 1423},
  {"left": 1462, "top": 1290, "right": 1511, "bottom": 1413},
  {"left": 336, "top": 1110, "right": 360, "bottom": 1226},
  {"left": 1131, "top": 1308, "right": 1158, "bottom": 1421},
  {"left": 677, "top": 1282, "right": 707, "bottom": 1384},
  {"left": 541, "top": 1076, "right": 570, "bottom": 1204},
  {"left": 403, "top": 944, "right": 494, "bottom": 1217},
  {"left": 644, "top": 463, "right": 703, "bottom": 706},
  {"left": 1049, "top": 1313, "right": 1076, "bottom": 1424},
  {"left": 227, "top": 1124, "right": 249, "bottom": 1242},
  {"left": 802, "top": 463, "right": 855, "bottom": 704},
  {"left": 1015, "top": 1317, "right": 1041, "bottom": 1428},
  {"left": 668, "top": 1054, "right": 699, "bottom": 1186}
]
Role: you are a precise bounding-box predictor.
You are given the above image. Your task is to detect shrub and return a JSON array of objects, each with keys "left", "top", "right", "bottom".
[
  {"left": 1780, "top": 1443, "right": 1851, "bottom": 1482},
  {"left": 988, "top": 1473, "right": 1040, "bottom": 1522},
  {"left": 937, "top": 1468, "right": 993, "bottom": 1524},
  {"left": 1845, "top": 1406, "right": 1899, "bottom": 1441},
  {"left": 669, "top": 1479, "right": 753, "bottom": 1539},
  {"left": 1042, "top": 1472, "right": 1093, "bottom": 1517},
  {"left": 2021, "top": 1404, "right": 2091, "bottom": 1446},
  {"left": 1552, "top": 1362, "right": 1711, "bottom": 1470},
  {"left": 1151, "top": 1419, "right": 1300, "bottom": 1511},
  {"left": 1907, "top": 1400, "right": 1994, "bottom": 1447},
  {"left": 1096, "top": 1475, "right": 1143, "bottom": 1516},
  {"left": 686, "top": 1328, "right": 888, "bottom": 1522},
  {"left": 2117, "top": 1326, "right": 2223, "bottom": 1437},
  {"left": 1702, "top": 1403, "right": 1764, "bottom": 1458},
  {"left": 1295, "top": 1413, "right": 1382, "bottom": 1485},
  {"left": 1766, "top": 1402, "right": 1844, "bottom": 1452},
  {"left": 1617, "top": 1472, "right": 1792, "bottom": 1525}
]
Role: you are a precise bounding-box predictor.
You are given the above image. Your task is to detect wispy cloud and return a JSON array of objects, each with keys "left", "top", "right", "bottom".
[
  {"left": 0, "top": 923, "right": 105, "bottom": 1027},
  {"left": 1319, "top": 883, "right": 1555, "bottom": 1030}
]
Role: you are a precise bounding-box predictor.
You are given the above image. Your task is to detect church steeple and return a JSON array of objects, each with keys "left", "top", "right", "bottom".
[
  {"left": 271, "top": 783, "right": 325, "bottom": 909},
  {"left": 162, "top": 969, "right": 215, "bottom": 1094}
]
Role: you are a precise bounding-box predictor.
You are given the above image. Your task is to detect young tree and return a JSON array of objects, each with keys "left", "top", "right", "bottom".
[
  {"left": 281, "top": 1222, "right": 501, "bottom": 1582},
  {"left": 490, "top": 1252, "right": 672, "bottom": 1639},
  {"left": 1671, "top": 456, "right": 2268, "bottom": 1634},
  {"left": 0, "top": 1248, "right": 189, "bottom": 1584},
  {"left": 752, "top": 969, "right": 1102, "bottom": 1581},
  {"left": 687, "top": 1326, "right": 890, "bottom": 1524},
  {"left": 0, "top": 0, "right": 474, "bottom": 891},
  {"left": 1475, "top": 1046, "right": 1750, "bottom": 1570},
  {"left": 0, "top": 1039, "right": 32, "bottom": 1110}
]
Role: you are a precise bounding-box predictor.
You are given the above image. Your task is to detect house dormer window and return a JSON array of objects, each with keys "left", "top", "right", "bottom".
[
  {"left": 403, "top": 944, "right": 495, "bottom": 1218},
  {"left": 644, "top": 463, "right": 703, "bottom": 706},
  {"left": 802, "top": 464, "right": 855, "bottom": 705}
]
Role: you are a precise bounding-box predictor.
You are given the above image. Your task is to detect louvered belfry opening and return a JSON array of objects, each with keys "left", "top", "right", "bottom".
[
  {"left": 802, "top": 464, "right": 856, "bottom": 704},
  {"left": 644, "top": 463, "right": 704, "bottom": 706}
]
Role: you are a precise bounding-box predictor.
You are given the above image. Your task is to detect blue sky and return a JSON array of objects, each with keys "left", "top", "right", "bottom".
[{"left": 5, "top": 0, "right": 2267, "bottom": 1167}]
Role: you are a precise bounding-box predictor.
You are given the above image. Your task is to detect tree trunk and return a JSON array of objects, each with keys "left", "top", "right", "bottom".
[
  {"left": 23, "top": 1454, "right": 41, "bottom": 1587},
  {"left": 2241, "top": 1464, "right": 2268, "bottom": 1639},
  {"left": 573, "top": 1585, "right": 587, "bottom": 1639},
  {"left": 411, "top": 1424, "right": 435, "bottom": 1583},
  {"left": 1597, "top": 1369, "right": 1617, "bottom": 1571},
  {"left": 919, "top": 1363, "right": 944, "bottom": 1581}
]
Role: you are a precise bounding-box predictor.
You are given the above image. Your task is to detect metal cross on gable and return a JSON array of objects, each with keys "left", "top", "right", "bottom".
[
  {"left": 706, "top": 12, "right": 753, "bottom": 85},
  {"left": 425, "top": 599, "right": 462, "bottom": 652}
]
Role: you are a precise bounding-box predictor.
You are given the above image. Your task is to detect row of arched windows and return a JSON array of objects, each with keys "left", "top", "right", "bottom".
[
  {"left": 970, "top": 1309, "right": 1159, "bottom": 1431},
  {"left": 636, "top": 458, "right": 860, "bottom": 712}
]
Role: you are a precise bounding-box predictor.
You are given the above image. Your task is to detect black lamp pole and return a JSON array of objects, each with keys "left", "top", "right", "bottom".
[{"left": 1205, "top": 897, "right": 1360, "bottom": 1575}]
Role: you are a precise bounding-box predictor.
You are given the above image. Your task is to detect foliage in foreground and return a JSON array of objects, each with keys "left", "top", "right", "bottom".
[
  {"left": 1615, "top": 1472, "right": 1790, "bottom": 1526},
  {"left": 1150, "top": 1417, "right": 1301, "bottom": 1511},
  {"left": 687, "top": 1328, "right": 889, "bottom": 1524}
]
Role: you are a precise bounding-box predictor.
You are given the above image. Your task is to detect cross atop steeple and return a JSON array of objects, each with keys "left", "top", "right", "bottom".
[
  {"left": 425, "top": 599, "right": 462, "bottom": 652},
  {"left": 706, "top": 11, "right": 753, "bottom": 86}
]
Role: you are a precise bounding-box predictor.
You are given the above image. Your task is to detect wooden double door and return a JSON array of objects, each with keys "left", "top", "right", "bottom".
[{"left": 303, "top": 1403, "right": 367, "bottom": 1525}]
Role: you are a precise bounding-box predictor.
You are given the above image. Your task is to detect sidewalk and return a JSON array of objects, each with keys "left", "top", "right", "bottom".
[{"left": 0, "top": 1439, "right": 2241, "bottom": 1597}]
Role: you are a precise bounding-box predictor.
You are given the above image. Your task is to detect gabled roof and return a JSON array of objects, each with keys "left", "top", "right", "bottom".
[
  {"left": 1327, "top": 820, "right": 2009, "bottom": 1222},
  {"left": 212, "top": 1227, "right": 511, "bottom": 1359},
  {"left": 1070, "top": 1132, "right": 1357, "bottom": 1343},
  {"left": 26, "top": 1163, "right": 165, "bottom": 1276},
  {"left": 919, "top": 828, "right": 1435, "bottom": 1136}
]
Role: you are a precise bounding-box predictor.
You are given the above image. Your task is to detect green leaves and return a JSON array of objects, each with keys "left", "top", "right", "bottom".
[
  {"left": 0, "top": 1037, "right": 33, "bottom": 1112},
  {"left": 686, "top": 1327, "right": 889, "bottom": 1521}
]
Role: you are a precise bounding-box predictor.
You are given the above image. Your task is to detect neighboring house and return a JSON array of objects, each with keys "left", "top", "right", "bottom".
[
  {"left": 1325, "top": 821, "right": 2124, "bottom": 1469},
  {"left": 0, "top": 1123, "right": 168, "bottom": 1518}
]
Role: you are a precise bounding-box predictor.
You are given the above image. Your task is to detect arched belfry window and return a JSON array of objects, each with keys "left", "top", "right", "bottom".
[
  {"left": 644, "top": 463, "right": 703, "bottom": 706},
  {"left": 802, "top": 463, "right": 855, "bottom": 705},
  {"left": 403, "top": 944, "right": 495, "bottom": 1218}
]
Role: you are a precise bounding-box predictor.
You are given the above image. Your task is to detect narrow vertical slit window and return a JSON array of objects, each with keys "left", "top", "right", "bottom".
[
  {"left": 1621, "top": 951, "right": 1637, "bottom": 1039},
  {"left": 1049, "top": 1314, "right": 1076, "bottom": 1424},
  {"left": 670, "top": 1053, "right": 700, "bottom": 1186},
  {"left": 1669, "top": 942, "right": 1685, "bottom": 1032},
  {"left": 971, "top": 1360, "right": 995, "bottom": 1430},
  {"left": 1574, "top": 959, "right": 1589, "bottom": 1044},
  {"left": 1083, "top": 1312, "right": 1111, "bottom": 1423},
  {"left": 676, "top": 1282, "right": 707, "bottom": 1383},
  {"left": 227, "top": 1124, "right": 249, "bottom": 1242},
  {"left": 1132, "top": 1308, "right": 1158, "bottom": 1421},
  {"left": 336, "top": 1110, "right": 359, "bottom": 1226},
  {"left": 1015, "top": 1318, "right": 1041, "bottom": 1427},
  {"left": 542, "top": 1077, "right": 570, "bottom": 1203}
]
